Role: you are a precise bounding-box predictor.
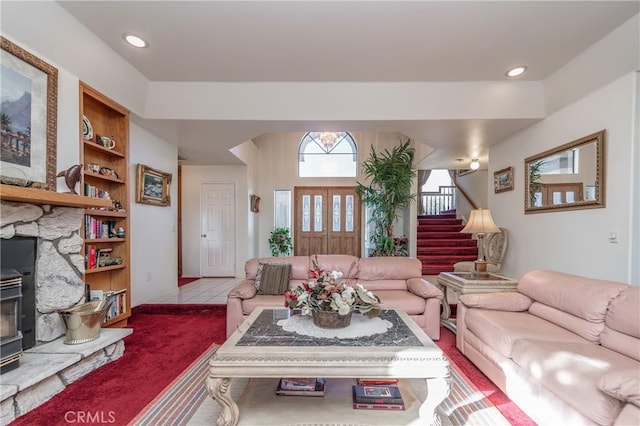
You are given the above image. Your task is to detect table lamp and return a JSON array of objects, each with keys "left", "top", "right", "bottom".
[{"left": 460, "top": 208, "right": 500, "bottom": 277}]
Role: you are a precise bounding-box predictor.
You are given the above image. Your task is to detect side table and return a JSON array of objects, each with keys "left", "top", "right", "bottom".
[{"left": 437, "top": 272, "right": 518, "bottom": 333}]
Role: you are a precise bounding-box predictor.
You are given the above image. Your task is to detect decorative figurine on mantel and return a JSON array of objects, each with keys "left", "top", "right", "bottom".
[{"left": 56, "top": 164, "right": 83, "bottom": 194}]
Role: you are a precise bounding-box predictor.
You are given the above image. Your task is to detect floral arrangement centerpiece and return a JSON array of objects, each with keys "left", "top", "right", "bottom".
[{"left": 284, "top": 257, "right": 381, "bottom": 328}]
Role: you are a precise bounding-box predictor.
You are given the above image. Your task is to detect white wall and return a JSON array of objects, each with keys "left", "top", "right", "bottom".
[
  {"left": 2, "top": 3, "right": 179, "bottom": 305},
  {"left": 455, "top": 170, "right": 489, "bottom": 220},
  {"left": 229, "top": 140, "right": 260, "bottom": 259},
  {"left": 1, "top": 2, "right": 149, "bottom": 116},
  {"left": 180, "top": 165, "right": 249, "bottom": 278},
  {"left": 129, "top": 123, "right": 178, "bottom": 305},
  {"left": 252, "top": 132, "right": 416, "bottom": 259},
  {"left": 632, "top": 72, "right": 640, "bottom": 284},
  {"left": 489, "top": 73, "right": 638, "bottom": 284}
]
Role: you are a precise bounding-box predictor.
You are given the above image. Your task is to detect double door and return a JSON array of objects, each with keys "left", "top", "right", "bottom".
[{"left": 293, "top": 187, "right": 360, "bottom": 257}]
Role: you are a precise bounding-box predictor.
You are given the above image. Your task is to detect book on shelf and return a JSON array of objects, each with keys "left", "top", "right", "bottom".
[
  {"left": 84, "top": 216, "right": 116, "bottom": 239},
  {"left": 86, "top": 245, "right": 97, "bottom": 269},
  {"left": 276, "top": 378, "right": 326, "bottom": 396},
  {"left": 352, "top": 385, "right": 405, "bottom": 410},
  {"left": 85, "top": 245, "right": 123, "bottom": 270},
  {"left": 356, "top": 378, "right": 399, "bottom": 386},
  {"left": 352, "top": 401, "right": 406, "bottom": 410},
  {"left": 88, "top": 288, "right": 126, "bottom": 321},
  {"left": 84, "top": 183, "right": 110, "bottom": 199},
  {"left": 352, "top": 384, "right": 404, "bottom": 404}
]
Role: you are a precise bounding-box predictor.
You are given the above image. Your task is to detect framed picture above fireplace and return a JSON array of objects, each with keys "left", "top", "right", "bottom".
[{"left": 0, "top": 37, "right": 58, "bottom": 190}]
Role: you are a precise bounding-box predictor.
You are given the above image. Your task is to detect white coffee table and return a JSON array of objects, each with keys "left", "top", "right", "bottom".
[{"left": 206, "top": 307, "right": 450, "bottom": 426}]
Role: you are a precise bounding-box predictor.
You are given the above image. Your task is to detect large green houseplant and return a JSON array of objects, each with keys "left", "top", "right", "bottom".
[
  {"left": 355, "top": 139, "right": 416, "bottom": 256},
  {"left": 268, "top": 227, "right": 293, "bottom": 257},
  {"left": 528, "top": 159, "right": 545, "bottom": 207}
]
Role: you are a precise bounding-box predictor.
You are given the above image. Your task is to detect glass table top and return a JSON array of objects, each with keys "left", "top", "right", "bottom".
[{"left": 447, "top": 272, "right": 512, "bottom": 281}]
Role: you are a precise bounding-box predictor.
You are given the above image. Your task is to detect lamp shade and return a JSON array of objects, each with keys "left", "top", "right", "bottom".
[{"left": 460, "top": 208, "right": 500, "bottom": 234}]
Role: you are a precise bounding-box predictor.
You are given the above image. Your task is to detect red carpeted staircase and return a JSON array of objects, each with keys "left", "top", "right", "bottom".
[{"left": 417, "top": 212, "right": 478, "bottom": 275}]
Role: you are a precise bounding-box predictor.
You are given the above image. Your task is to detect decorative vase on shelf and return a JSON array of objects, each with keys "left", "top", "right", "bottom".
[{"left": 311, "top": 310, "right": 352, "bottom": 329}]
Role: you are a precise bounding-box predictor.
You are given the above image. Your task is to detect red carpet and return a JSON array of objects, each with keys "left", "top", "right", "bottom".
[
  {"left": 178, "top": 276, "right": 199, "bottom": 287},
  {"left": 11, "top": 306, "right": 532, "bottom": 425},
  {"left": 10, "top": 304, "right": 226, "bottom": 426},
  {"left": 437, "top": 328, "right": 535, "bottom": 425}
]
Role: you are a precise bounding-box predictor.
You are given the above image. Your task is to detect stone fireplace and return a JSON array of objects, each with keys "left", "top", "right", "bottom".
[
  {"left": 0, "top": 201, "right": 86, "bottom": 344},
  {"left": 0, "top": 195, "right": 131, "bottom": 423}
]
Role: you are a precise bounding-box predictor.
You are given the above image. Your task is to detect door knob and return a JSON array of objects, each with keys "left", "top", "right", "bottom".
[{"left": 201, "top": 234, "right": 207, "bottom": 238}]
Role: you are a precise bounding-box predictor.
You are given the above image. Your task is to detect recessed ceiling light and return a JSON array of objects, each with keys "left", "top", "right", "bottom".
[
  {"left": 506, "top": 66, "right": 527, "bottom": 78},
  {"left": 469, "top": 159, "right": 480, "bottom": 170},
  {"left": 123, "top": 33, "right": 148, "bottom": 48}
]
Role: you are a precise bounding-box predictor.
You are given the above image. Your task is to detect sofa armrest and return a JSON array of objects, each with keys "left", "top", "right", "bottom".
[
  {"left": 407, "top": 278, "right": 443, "bottom": 300},
  {"left": 458, "top": 292, "right": 533, "bottom": 311},
  {"left": 600, "top": 369, "right": 640, "bottom": 408},
  {"left": 227, "top": 281, "right": 258, "bottom": 300}
]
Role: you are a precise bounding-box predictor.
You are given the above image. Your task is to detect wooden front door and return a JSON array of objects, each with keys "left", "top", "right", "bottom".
[
  {"left": 539, "top": 182, "right": 584, "bottom": 206},
  {"left": 294, "top": 187, "right": 361, "bottom": 257}
]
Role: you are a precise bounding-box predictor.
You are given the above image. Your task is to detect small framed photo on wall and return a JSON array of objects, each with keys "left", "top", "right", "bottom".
[
  {"left": 136, "top": 164, "right": 172, "bottom": 206},
  {"left": 494, "top": 166, "right": 514, "bottom": 193}
]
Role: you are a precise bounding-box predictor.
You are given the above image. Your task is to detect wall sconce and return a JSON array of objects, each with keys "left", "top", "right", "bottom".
[{"left": 469, "top": 159, "right": 480, "bottom": 170}]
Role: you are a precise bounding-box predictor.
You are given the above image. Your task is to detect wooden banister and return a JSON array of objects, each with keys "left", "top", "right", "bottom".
[{"left": 452, "top": 175, "right": 478, "bottom": 210}]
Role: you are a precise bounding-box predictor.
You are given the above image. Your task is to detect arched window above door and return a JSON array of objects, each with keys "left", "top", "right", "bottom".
[{"left": 298, "top": 132, "right": 357, "bottom": 177}]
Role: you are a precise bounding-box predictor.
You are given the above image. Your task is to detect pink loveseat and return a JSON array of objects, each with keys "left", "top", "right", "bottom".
[
  {"left": 456, "top": 270, "right": 639, "bottom": 425},
  {"left": 226, "top": 254, "right": 443, "bottom": 340}
]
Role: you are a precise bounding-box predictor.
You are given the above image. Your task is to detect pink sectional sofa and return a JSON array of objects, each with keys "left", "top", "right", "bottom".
[
  {"left": 226, "top": 254, "right": 443, "bottom": 340},
  {"left": 456, "top": 270, "right": 639, "bottom": 425}
]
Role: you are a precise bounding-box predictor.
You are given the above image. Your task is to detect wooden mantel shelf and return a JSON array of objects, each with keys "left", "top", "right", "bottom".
[{"left": 0, "top": 184, "right": 111, "bottom": 208}]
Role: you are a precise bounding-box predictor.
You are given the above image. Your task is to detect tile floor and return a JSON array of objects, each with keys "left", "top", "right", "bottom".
[
  {"left": 146, "top": 275, "right": 451, "bottom": 305},
  {"left": 147, "top": 277, "right": 242, "bottom": 304}
]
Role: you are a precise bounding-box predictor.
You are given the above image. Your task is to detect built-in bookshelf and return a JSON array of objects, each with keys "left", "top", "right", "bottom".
[{"left": 79, "top": 82, "right": 130, "bottom": 327}]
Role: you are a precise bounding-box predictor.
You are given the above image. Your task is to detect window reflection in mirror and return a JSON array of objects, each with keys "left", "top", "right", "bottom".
[{"left": 525, "top": 130, "right": 605, "bottom": 214}]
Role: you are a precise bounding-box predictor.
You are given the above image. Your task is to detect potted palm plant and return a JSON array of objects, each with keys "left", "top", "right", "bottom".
[
  {"left": 528, "top": 159, "right": 545, "bottom": 207},
  {"left": 355, "top": 139, "right": 416, "bottom": 256}
]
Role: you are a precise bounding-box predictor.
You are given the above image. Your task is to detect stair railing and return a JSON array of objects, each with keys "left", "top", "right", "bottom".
[{"left": 419, "top": 185, "right": 456, "bottom": 215}]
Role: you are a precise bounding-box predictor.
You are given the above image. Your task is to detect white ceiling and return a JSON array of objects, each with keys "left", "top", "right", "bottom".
[{"left": 57, "top": 1, "right": 639, "bottom": 167}]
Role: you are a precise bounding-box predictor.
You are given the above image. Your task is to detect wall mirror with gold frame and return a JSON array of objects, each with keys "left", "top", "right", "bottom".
[{"left": 524, "top": 130, "right": 605, "bottom": 214}]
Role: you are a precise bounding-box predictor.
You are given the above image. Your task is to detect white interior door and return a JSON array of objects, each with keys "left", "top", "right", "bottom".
[{"left": 200, "top": 183, "right": 235, "bottom": 276}]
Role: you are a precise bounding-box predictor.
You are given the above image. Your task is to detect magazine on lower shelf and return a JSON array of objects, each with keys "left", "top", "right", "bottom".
[{"left": 276, "top": 378, "right": 326, "bottom": 396}]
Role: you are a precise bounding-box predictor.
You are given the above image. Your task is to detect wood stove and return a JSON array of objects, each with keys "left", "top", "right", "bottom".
[{"left": 1, "top": 269, "right": 23, "bottom": 373}]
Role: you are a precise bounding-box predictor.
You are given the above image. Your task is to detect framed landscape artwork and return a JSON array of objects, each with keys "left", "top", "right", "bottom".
[
  {"left": 1, "top": 37, "right": 58, "bottom": 190},
  {"left": 136, "top": 164, "right": 172, "bottom": 206},
  {"left": 494, "top": 166, "right": 514, "bottom": 193}
]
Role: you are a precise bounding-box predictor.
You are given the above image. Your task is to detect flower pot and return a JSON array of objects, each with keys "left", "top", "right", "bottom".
[{"left": 311, "top": 310, "right": 352, "bottom": 329}]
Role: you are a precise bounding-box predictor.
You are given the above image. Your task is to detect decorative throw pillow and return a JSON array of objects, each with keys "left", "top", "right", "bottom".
[{"left": 255, "top": 262, "right": 291, "bottom": 295}]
